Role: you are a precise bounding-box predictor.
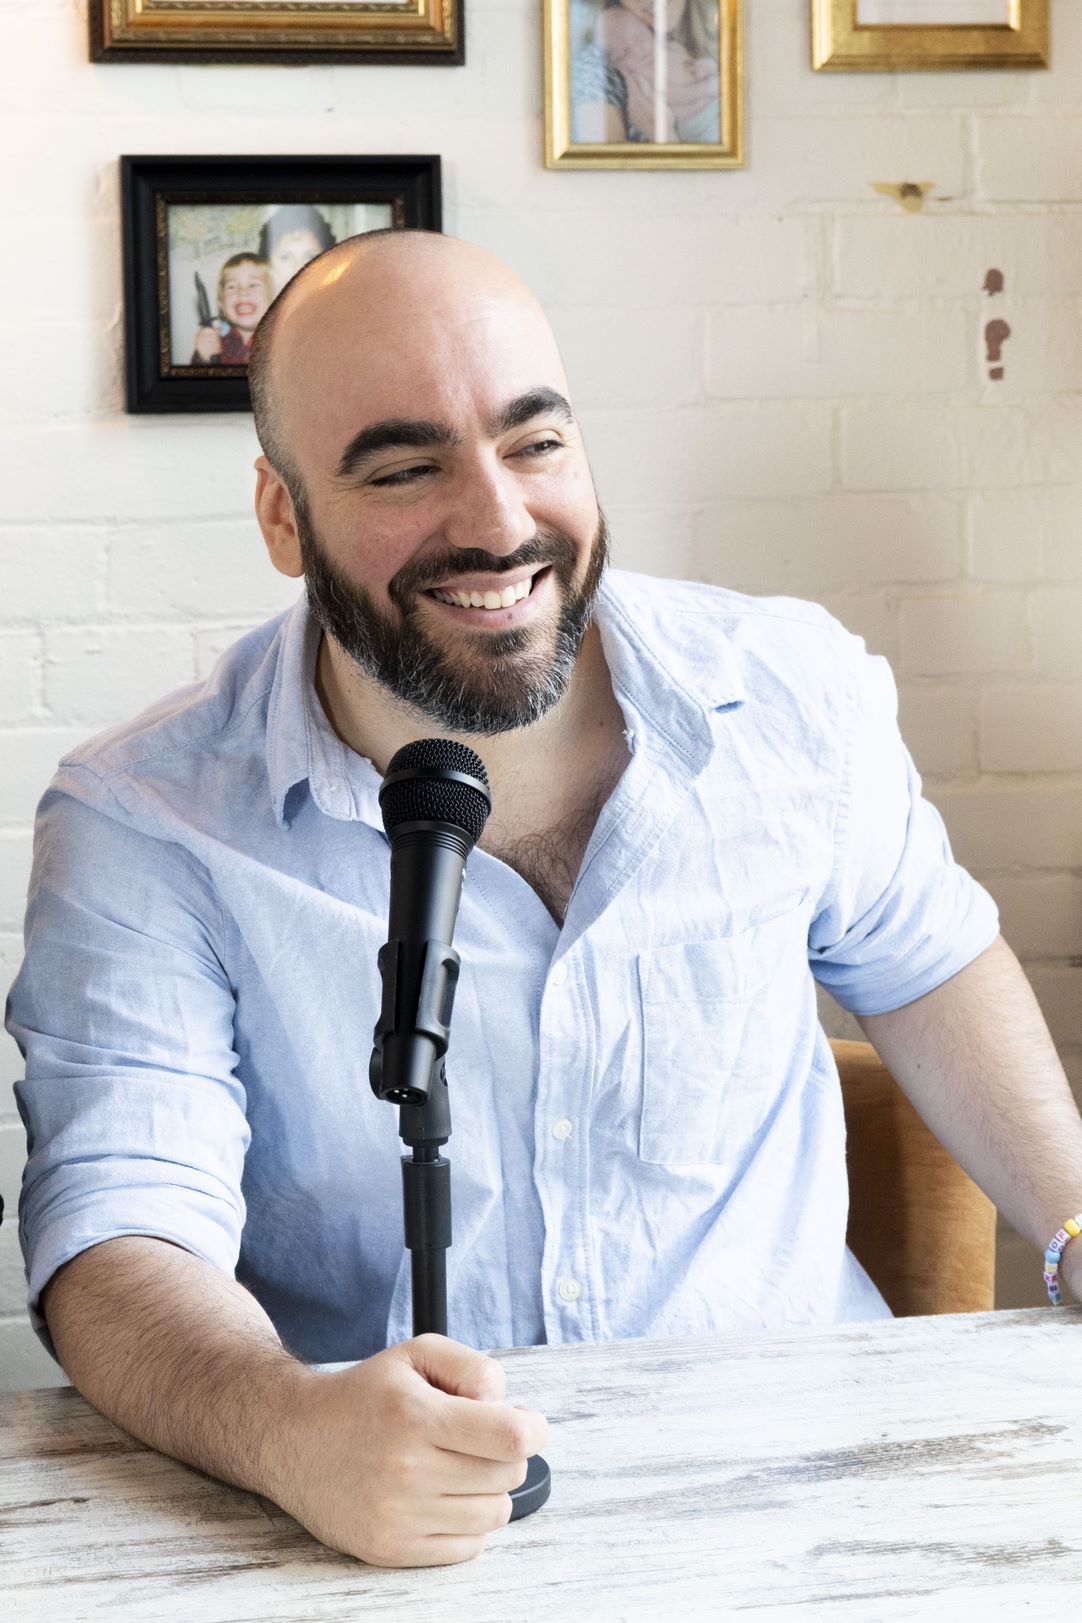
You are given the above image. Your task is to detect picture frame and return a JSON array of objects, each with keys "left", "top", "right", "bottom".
[
  {"left": 543, "top": 0, "right": 744, "bottom": 170},
  {"left": 121, "top": 155, "right": 442, "bottom": 414},
  {"left": 91, "top": 1, "right": 464, "bottom": 65},
  {"left": 812, "top": 0, "right": 1049, "bottom": 72}
]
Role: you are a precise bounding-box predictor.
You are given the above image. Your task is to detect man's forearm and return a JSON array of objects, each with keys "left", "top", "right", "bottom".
[
  {"left": 43, "top": 1236, "right": 308, "bottom": 1504},
  {"left": 858, "top": 934, "right": 1082, "bottom": 1262}
]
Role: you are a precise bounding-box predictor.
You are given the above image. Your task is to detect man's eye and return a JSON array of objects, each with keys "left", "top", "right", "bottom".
[
  {"left": 518, "top": 438, "right": 561, "bottom": 458},
  {"left": 370, "top": 465, "right": 432, "bottom": 488}
]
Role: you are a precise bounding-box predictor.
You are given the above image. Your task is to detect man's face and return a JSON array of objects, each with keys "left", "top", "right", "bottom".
[
  {"left": 221, "top": 262, "right": 270, "bottom": 333},
  {"left": 274, "top": 261, "right": 607, "bottom": 735}
]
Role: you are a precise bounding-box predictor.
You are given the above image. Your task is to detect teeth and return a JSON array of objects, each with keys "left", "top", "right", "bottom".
[{"left": 431, "top": 574, "right": 536, "bottom": 610}]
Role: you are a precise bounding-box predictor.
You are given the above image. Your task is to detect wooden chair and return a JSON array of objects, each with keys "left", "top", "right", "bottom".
[{"left": 832, "top": 1038, "right": 996, "bottom": 1316}]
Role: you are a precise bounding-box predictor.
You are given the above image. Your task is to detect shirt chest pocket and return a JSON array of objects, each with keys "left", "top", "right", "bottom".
[{"left": 636, "top": 927, "right": 783, "bottom": 1169}]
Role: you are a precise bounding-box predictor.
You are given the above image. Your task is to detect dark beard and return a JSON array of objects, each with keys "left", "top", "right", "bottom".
[{"left": 295, "top": 496, "right": 609, "bottom": 736}]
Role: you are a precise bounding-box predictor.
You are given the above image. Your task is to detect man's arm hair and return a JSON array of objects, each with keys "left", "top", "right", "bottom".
[
  {"left": 43, "top": 1237, "right": 307, "bottom": 1505},
  {"left": 859, "top": 933, "right": 1082, "bottom": 1261}
]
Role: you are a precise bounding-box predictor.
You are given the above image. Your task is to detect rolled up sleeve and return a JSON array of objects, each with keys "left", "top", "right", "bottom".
[
  {"left": 808, "top": 642, "right": 1000, "bottom": 1016},
  {"left": 6, "top": 772, "right": 248, "bottom": 1353}
]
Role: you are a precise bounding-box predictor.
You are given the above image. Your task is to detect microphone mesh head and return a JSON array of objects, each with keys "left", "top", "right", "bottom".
[{"left": 380, "top": 739, "right": 491, "bottom": 841}]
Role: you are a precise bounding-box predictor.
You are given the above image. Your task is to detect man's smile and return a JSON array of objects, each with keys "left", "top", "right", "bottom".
[{"left": 422, "top": 564, "right": 553, "bottom": 625}]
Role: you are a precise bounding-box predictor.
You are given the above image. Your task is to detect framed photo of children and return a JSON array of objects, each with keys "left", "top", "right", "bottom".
[
  {"left": 543, "top": 0, "right": 744, "bottom": 169},
  {"left": 812, "top": 0, "right": 1048, "bottom": 71},
  {"left": 92, "top": 2, "right": 463, "bottom": 64},
  {"left": 120, "top": 156, "right": 442, "bottom": 414}
]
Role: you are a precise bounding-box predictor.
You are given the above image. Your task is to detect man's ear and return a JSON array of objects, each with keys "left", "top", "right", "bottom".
[{"left": 254, "top": 456, "right": 304, "bottom": 579}]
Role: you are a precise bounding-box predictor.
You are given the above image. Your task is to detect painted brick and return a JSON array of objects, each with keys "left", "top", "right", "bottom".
[
  {"left": 0, "top": 422, "right": 261, "bottom": 524},
  {"left": 0, "top": 529, "right": 106, "bottom": 625},
  {"left": 833, "top": 214, "right": 1082, "bottom": 303},
  {"left": 841, "top": 402, "right": 1040, "bottom": 492},
  {"left": 553, "top": 306, "right": 703, "bottom": 412},
  {"left": 717, "top": 115, "right": 967, "bottom": 212},
  {"left": 583, "top": 403, "right": 834, "bottom": 504},
  {"left": 968, "top": 494, "right": 1046, "bottom": 583},
  {"left": 0, "top": 633, "right": 42, "bottom": 724},
  {"left": 0, "top": 932, "right": 25, "bottom": 1120},
  {"left": 896, "top": 685, "right": 978, "bottom": 778},
  {"left": 1031, "top": 587, "right": 1082, "bottom": 676},
  {"left": 691, "top": 494, "right": 962, "bottom": 592},
  {"left": 108, "top": 523, "right": 300, "bottom": 623},
  {"left": 0, "top": 833, "right": 33, "bottom": 934},
  {"left": 899, "top": 591, "right": 1029, "bottom": 677},
  {"left": 705, "top": 306, "right": 969, "bottom": 400},
  {"left": 44, "top": 625, "right": 195, "bottom": 729},
  {"left": 980, "top": 686, "right": 1082, "bottom": 773},
  {"left": 980, "top": 873, "right": 1082, "bottom": 960},
  {"left": 975, "top": 117, "right": 1082, "bottom": 204},
  {"left": 1045, "top": 492, "right": 1082, "bottom": 581},
  {"left": 929, "top": 783, "right": 1082, "bottom": 871},
  {"left": 984, "top": 298, "right": 1082, "bottom": 397},
  {"left": 0, "top": 731, "right": 87, "bottom": 828},
  {"left": 605, "top": 507, "right": 700, "bottom": 582}
]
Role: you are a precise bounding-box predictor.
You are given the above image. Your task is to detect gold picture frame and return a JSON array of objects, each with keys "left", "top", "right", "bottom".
[
  {"left": 812, "top": 0, "right": 1048, "bottom": 72},
  {"left": 90, "top": 1, "right": 464, "bottom": 64},
  {"left": 544, "top": 1, "right": 744, "bottom": 171}
]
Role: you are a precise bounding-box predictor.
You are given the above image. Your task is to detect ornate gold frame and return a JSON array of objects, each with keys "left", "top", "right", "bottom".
[
  {"left": 90, "top": 1, "right": 463, "bottom": 63},
  {"left": 544, "top": 0, "right": 744, "bottom": 170},
  {"left": 812, "top": 0, "right": 1048, "bottom": 72}
]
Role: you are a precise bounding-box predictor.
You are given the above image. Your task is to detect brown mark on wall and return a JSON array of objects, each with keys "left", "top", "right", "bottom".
[
  {"left": 983, "top": 268, "right": 1005, "bottom": 297},
  {"left": 985, "top": 317, "right": 1011, "bottom": 381},
  {"left": 871, "top": 181, "right": 934, "bottom": 213}
]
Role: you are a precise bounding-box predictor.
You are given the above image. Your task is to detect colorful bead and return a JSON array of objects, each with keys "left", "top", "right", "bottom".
[{"left": 1044, "top": 1213, "right": 1082, "bottom": 1306}]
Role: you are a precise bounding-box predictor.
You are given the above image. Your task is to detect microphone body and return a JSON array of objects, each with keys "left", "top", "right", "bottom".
[{"left": 370, "top": 744, "right": 491, "bottom": 1111}]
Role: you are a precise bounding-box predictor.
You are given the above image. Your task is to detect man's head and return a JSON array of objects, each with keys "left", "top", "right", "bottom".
[
  {"left": 217, "top": 254, "right": 273, "bottom": 336},
  {"left": 250, "top": 231, "right": 607, "bottom": 737}
]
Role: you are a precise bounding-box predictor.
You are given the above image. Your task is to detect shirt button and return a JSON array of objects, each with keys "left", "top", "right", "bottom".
[
  {"left": 558, "top": 1278, "right": 583, "bottom": 1303},
  {"left": 551, "top": 1118, "right": 573, "bottom": 1141},
  {"left": 549, "top": 962, "right": 567, "bottom": 987}
]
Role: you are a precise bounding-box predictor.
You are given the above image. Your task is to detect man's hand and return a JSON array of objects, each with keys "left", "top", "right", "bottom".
[
  {"left": 43, "top": 1239, "right": 546, "bottom": 1571},
  {"left": 280, "top": 1335, "right": 548, "bottom": 1567}
]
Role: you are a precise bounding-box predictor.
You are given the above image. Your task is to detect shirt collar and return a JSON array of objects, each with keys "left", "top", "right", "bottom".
[{"left": 265, "top": 572, "right": 747, "bottom": 828}]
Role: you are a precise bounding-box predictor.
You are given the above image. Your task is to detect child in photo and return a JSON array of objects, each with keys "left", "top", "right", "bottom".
[{"left": 191, "top": 253, "right": 274, "bottom": 366}]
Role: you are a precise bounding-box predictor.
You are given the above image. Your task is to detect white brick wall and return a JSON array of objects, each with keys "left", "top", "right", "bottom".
[{"left": 2, "top": 0, "right": 1081, "bottom": 1375}]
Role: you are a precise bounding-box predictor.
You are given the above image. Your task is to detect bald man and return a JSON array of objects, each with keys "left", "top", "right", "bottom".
[{"left": 9, "top": 231, "right": 1082, "bottom": 1570}]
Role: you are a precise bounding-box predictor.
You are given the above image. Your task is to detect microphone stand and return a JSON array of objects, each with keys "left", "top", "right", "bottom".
[{"left": 372, "top": 950, "right": 551, "bottom": 1522}]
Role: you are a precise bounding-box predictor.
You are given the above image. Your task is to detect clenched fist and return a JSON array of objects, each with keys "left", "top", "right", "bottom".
[{"left": 275, "top": 1333, "right": 549, "bottom": 1567}]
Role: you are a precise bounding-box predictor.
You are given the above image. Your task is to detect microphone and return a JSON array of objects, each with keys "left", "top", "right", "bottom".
[{"left": 369, "top": 739, "right": 491, "bottom": 1110}]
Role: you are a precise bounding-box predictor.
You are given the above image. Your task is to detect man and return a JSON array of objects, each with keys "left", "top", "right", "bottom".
[{"left": 8, "top": 231, "right": 1082, "bottom": 1570}]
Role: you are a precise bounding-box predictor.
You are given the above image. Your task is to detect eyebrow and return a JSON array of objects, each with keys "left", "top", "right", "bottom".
[{"left": 335, "top": 387, "right": 575, "bottom": 480}]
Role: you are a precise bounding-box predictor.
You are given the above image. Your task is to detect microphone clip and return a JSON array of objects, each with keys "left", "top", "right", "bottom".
[{"left": 369, "top": 936, "right": 461, "bottom": 1107}]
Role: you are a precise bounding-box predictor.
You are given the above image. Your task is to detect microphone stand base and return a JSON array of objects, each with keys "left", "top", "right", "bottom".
[{"left": 509, "top": 1454, "right": 551, "bottom": 1521}]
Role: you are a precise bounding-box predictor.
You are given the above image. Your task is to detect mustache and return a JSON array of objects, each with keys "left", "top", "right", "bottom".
[{"left": 389, "top": 533, "right": 579, "bottom": 607}]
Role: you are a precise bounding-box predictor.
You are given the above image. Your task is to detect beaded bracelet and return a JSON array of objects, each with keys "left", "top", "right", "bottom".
[{"left": 1044, "top": 1215, "right": 1082, "bottom": 1305}]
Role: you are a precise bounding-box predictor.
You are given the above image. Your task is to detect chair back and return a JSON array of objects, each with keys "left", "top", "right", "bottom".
[{"left": 832, "top": 1038, "right": 996, "bottom": 1316}]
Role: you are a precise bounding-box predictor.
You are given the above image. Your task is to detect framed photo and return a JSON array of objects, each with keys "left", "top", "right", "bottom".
[
  {"left": 543, "top": 0, "right": 744, "bottom": 170},
  {"left": 91, "top": 1, "right": 463, "bottom": 64},
  {"left": 121, "top": 155, "right": 442, "bottom": 414},
  {"left": 812, "top": 0, "right": 1048, "bottom": 71}
]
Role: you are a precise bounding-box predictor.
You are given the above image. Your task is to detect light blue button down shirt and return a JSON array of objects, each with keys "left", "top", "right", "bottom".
[{"left": 8, "top": 571, "right": 999, "bottom": 1361}]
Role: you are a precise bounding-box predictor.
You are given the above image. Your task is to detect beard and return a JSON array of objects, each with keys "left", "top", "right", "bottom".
[{"left": 295, "top": 494, "right": 609, "bottom": 737}]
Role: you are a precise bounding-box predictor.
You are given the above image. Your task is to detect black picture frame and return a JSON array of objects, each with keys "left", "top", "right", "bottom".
[
  {"left": 121, "top": 154, "right": 442, "bottom": 414},
  {"left": 91, "top": 1, "right": 464, "bottom": 66}
]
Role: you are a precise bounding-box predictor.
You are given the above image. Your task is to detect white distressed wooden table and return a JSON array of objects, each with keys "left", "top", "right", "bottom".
[{"left": 3, "top": 1308, "right": 1082, "bottom": 1622}]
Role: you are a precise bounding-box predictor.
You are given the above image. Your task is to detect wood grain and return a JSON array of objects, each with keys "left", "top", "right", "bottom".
[{"left": 3, "top": 1309, "right": 1082, "bottom": 1621}]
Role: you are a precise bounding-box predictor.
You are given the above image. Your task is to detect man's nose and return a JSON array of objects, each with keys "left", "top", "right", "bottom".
[{"left": 443, "top": 458, "right": 536, "bottom": 556}]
